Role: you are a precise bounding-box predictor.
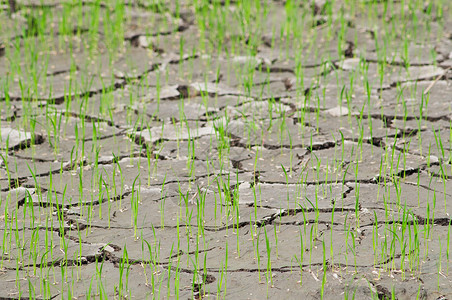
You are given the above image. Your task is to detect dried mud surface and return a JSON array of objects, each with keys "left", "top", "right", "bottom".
[{"left": 1, "top": 1, "right": 452, "bottom": 299}]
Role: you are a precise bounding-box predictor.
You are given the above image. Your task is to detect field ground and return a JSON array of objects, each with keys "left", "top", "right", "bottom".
[{"left": 1, "top": 0, "right": 452, "bottom": 299}]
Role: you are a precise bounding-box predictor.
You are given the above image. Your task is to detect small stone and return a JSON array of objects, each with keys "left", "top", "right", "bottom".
[
  {"left": 429, "top": 155, "right": 439, "bottom": 163},
  {"left": 325, "top": 106, "right": 349, "bottom": 117},
  {"left": 340, "top": 58, "right": 360, "bottom": 70}
]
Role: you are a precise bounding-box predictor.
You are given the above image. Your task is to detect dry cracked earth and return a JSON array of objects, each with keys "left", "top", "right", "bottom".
[{"left": 1, "top": 0, "right": 452, "bottom": 299}]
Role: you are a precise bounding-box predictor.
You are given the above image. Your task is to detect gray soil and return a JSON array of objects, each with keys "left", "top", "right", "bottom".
[{"left": 0, "top": 1, "right": 452, "bottom": 299}]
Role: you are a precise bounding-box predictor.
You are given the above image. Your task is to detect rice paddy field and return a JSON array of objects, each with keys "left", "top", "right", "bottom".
[{"left": 1, "top": 0, "right": 452, "bottom": 299}]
